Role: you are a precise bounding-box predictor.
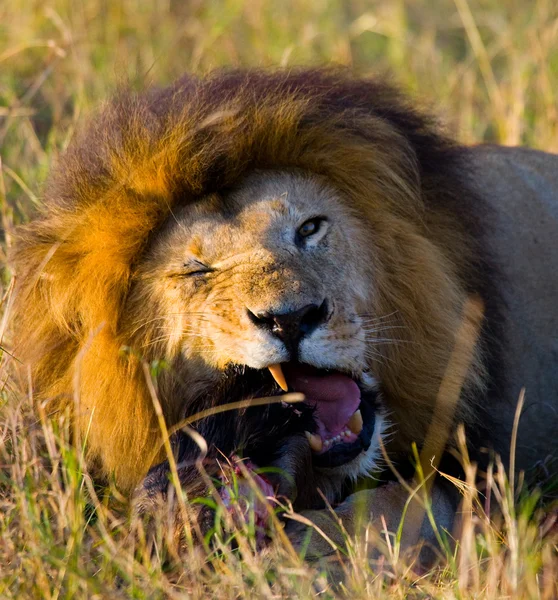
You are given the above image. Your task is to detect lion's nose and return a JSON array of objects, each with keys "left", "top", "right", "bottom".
[{"left": 247, "top": 300, "right": 329, "bottom": 348}]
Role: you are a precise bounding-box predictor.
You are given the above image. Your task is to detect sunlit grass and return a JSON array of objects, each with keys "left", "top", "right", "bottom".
[
  {"left": 1, "top": 1, "right": 558, "bottom": 597},
  {"left": 1, "top": 383, "right": 556, "bottom": 598}
]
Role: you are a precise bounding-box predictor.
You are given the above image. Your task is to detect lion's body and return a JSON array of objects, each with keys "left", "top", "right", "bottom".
[
  {"left": 469, "top": 145, "right": 558, "bottom": 468},
  {"left": 10, "top": 70, "right": 558, "bottom": 549}
]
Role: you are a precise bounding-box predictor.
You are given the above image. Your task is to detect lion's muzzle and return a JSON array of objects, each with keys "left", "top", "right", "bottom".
[{"left": 246, "top": 299, "right": 329, "bottom": 357}]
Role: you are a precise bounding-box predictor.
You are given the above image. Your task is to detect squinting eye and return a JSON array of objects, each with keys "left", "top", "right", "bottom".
[
  {"left": 298, "top": 218, "right": 323, "bottom": 238},
  {"left": 187, "top": 268, "right": 211, "bottom": 277},
  {"left": 183, "top": 261, "right": 214, "bottom": 277}
]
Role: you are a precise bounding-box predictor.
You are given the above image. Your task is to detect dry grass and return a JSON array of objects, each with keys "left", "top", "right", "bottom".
[{"left": 1, "top": 0, "right": 558, "bottom": 597}]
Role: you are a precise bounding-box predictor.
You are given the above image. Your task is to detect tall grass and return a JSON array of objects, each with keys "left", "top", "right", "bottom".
[{"left": 1, "top": 1, "right": 558, "bottom": 597}]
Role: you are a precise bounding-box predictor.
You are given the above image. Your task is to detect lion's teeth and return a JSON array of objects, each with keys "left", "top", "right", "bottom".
[
  {"left": 305, "top": 431, "right": 323, "bottom": 452},
  {"left": 268, "top": 363, "right": 288, "bottom": 391},
  {"left": 347, "top": 409, "right": 363, "bottom": 435}
]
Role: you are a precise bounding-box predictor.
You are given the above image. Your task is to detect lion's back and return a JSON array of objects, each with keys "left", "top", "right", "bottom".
[{"left": 469, "top": 145, "right": 558, "bottom": 468}]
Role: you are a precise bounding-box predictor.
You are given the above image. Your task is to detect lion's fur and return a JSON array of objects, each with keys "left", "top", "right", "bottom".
[{"left": 11, "top": 69, "right": 503, "bottom": 492}]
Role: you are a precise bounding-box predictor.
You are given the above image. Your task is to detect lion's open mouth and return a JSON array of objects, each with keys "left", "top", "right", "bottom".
[
  {"left": 268, "top": 362, "right": 377, "bottom": 469},
  {"left": 185, "top": 360, "right": 378, "bottom": 472}
]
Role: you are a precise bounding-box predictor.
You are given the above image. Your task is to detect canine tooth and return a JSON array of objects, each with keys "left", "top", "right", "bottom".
[
  {"left": 347, "top": 409, "right": 363, "bottom": 435},
  {"left": 268, "top": 363, "right": 288, "bottom": 391},
  {"left": 305, "top": 431, "right": 323, "bottom": 452}
]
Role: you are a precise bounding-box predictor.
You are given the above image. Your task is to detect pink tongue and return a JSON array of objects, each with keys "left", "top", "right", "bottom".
[{"left": 284, "top": 366, "right": 361, "bottom": 437}]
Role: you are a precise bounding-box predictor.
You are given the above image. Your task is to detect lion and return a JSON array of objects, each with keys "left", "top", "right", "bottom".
[{"left": 10, "top": 69, "right": 558, "bottom": 559}]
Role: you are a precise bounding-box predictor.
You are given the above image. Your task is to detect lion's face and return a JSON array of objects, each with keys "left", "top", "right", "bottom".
[
  {"left": 12, "top": 69, "right": 491, "bottom": 496},
  {"left": 130, "top": 171, "right": 386, "bottom": 478}
]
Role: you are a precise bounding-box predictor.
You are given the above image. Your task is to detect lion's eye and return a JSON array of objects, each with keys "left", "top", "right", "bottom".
[
  {"left": 298, "top": 217, "right": 324, "bottom": 238},
  {"left": 183, "top": 261, "right": 213, "bottom": 277}
]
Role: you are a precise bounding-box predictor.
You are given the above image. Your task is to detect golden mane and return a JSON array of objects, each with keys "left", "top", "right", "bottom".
[{"left": 11, "top": 69, "right": 496, "bottom": 491}]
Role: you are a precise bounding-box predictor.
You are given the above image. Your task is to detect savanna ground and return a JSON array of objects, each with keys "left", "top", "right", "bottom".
[{"left": 1, "top": 0, "right": 558, "bottom": 598}]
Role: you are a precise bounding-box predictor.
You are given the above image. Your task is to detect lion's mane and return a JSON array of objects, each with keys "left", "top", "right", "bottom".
[{"left": 11, "top": 69, "right": 502, "bottom": 491}]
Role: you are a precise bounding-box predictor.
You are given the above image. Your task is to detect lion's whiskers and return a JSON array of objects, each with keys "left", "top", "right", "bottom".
[
  {"left": 129, "top": 312, "right": 213, "bottom": 335},
  {"left": 358, "top": 310, "right": 399, "bottom": 322}
]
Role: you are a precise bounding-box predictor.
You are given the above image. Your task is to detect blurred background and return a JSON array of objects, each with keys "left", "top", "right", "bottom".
[{"left": 1, "top": 0, "right": 558, "bottom": 239}]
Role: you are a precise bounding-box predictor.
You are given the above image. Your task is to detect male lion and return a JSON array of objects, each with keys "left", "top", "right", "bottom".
[{"left": 11, "top": 69, "right": 558, "bottom": 558}]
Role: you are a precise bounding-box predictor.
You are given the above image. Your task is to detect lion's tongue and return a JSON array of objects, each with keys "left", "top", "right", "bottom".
[{"left": 284, "top": 366, "right": 361, "bottom": 437}]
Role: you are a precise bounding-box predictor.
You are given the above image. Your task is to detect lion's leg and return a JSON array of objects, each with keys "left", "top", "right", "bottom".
[{"left": 284, "top": 482, "right": 457, "bottom": 565}]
